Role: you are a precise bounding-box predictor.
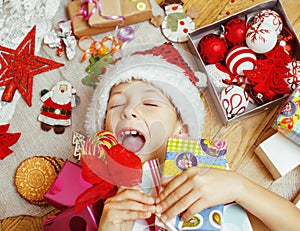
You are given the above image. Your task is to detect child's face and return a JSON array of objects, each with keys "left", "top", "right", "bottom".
[{"left": 105, "top": 80, "right": 182, "bottom": 163}]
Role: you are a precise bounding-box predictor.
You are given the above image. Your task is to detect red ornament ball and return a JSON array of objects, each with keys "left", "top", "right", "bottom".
[
  {"left": 225, "top": 46, "right": 256, "bottom": 75},
  {"left": 224, "top": 18, "right": 247, "bottom": 46},
  {"left": 197, "top": 34, "right": 228, "bottom": 64},
  {"left": 278, "top": 27, "right": 296, "bottom": 58}
]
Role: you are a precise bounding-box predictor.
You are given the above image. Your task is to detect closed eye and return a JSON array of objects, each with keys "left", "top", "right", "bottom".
[
  {"left": 143, "top": 102, "right": 158, "bottom": 107},
  {"left": 109, "top": 104, "right": 124, "bottom": 109}
]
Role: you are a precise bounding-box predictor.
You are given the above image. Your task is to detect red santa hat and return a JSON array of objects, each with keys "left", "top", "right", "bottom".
[{"left": 85, "top": 42, "right": 207, "bottom": 139}]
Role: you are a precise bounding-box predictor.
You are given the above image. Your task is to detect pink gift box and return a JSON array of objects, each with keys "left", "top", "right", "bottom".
[
  {"left": 43, "top": 200, "right": 103, "bottom": 231},
  {"left": 44, "top": 160, "right": 93, "bottom": 209}
]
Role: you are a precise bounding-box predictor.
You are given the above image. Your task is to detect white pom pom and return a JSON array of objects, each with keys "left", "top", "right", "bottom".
[{"left": 195, "top": 71, "right": 207, "bottom": 89}]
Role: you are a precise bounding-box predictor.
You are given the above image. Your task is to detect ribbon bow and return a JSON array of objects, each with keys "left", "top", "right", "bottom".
[
  {"left": 78, "top": 35, "right": 122, "bottom": 62},
  {"left": 44, "top": 21, "right": 76, "bottom": 60},
  {"left": 75, "top": 134, "right": 143, "bottom": 212}
]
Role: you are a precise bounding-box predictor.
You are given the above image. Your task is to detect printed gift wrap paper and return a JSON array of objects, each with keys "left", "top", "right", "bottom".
[
  {"left": 275, "top": 85, "right": 300, "bottom": 145},
  {"left": 157, "top": 137, "right": 227, "bottom": 231},
  {"left": 164, "top": 138, "right": 227, "bottom": 176}
]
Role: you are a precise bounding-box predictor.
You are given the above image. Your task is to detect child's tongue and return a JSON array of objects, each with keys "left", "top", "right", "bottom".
[{"left": 122, "top": 135, "right": 144, "bottom": 153}]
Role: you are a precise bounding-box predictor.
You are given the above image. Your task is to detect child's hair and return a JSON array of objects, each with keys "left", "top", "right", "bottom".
[{"left": 85, "top": 42, "right": 207, "bottom": 139}]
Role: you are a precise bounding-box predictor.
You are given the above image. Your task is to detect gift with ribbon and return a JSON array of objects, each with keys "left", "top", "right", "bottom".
[
  {"left": 274, "top": 84, "right": 300, "bottom": 146},
  {"left": 68, "top": 0, "right": 152, "bottom": 38}
]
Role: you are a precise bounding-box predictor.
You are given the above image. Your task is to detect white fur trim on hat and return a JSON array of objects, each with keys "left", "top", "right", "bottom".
[{"left": 85, "top": 52, "right": 206, "bottom": 139}]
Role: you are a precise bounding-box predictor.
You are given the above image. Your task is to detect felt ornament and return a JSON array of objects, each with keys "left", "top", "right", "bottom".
[
  {"left": 0, "top": 26, "right": 64, "bottom": 106},
  {"left": 44, "top": 20, "right": 77, "bottom": 60},
  {"left": 38, "top": 80, "right": 78, "bottom": 134},
  {"left": 0, "top": 124, "right": 21, "bottom": 160},
  {"left": 75, "top": 131, "right": 142, "bottom": 212},
  {"left": 81, "top": 54, "right": 114, "bottom": 87},
  {"left": 161, "top": 4, "right": 195, "bottom": 42}
]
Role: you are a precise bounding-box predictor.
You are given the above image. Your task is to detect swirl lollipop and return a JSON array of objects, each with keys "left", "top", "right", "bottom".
[{"left": 82, "top": 130, "right": 118, "bottom": 159}]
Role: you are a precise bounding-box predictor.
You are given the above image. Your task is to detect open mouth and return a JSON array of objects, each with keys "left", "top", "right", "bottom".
[{"left": 118, "top": 130, "right": 145, "bottom": 153}]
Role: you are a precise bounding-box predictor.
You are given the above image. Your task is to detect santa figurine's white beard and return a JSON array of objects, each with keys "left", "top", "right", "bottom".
[{"left": 51, "top": 89, "right": 72, "bottom": 105}]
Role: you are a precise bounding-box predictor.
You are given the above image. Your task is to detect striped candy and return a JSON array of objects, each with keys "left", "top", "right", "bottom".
[
  {"left": 83, "top": 130, "right": 118, "bottom": 159},
  {"left": 225, "top": 46, "right": 256, "bottom": 75}
]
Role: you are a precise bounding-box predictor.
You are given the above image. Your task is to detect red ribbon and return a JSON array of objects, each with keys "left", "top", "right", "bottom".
[{"left": 75, "top": 144, "right": 143, "bottom": 212}]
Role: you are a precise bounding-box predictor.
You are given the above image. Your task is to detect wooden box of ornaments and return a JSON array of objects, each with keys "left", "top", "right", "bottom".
[{"left": 187, "top": 0, "right": 300, "bottom": 124}]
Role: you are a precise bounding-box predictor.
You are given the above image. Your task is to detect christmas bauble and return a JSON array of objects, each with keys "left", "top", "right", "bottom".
[
  {"left": 206, "top": 64, "right": 231, "bottom": 90},
  {"left": 221, "top": 85, "right": 249, "bottom": 119},
  {"left": 253, "top": 9, "right": 283, "bottom": 35},
  {"left": 225, "top": 46, "right": 257, "bottom": 75},
  {"left": 224, "top": 18, "right": 247, "bottom": 46},
  {"left": 197, "top": 34, "right": 228, "bottom": 64},
  {"left": 245, "top": 23, "right": 277, "bottom": 54},
  {"left": 285, "top": 60, "right": 300, "bottom": 90},
  {"left": 278, "top": 27, "right": 296, "bottom": 58}
]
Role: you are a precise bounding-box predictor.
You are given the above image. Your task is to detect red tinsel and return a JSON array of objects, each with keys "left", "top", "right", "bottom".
[{"left": 244, "top": 45, "right": 293, "bottom": 104}]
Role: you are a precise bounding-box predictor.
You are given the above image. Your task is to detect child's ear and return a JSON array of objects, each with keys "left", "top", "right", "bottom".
[{"left": 175, "top": 123, "right": 189, "bottom": 137}]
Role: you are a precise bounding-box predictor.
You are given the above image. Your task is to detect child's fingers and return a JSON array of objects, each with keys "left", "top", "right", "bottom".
[
  {"left": 157, "top": 185, "right": 201, "bottom": 221},
  {"left": 107, "top": 188, "right": 155, "bottom": 205},
  {"left": 116, "top": 210, "right": 153, "bottom": 221},
  {"left": 158, "top": 167, "right": 198, "bottom": 203},
  {"left": 106, "top": 197, "right": 156, "bottom": 213},
  {"left": 180, "top": 199, "right": 208, "bottom": 222}
]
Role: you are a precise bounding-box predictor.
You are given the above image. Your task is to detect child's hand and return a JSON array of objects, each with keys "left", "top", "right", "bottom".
[
  {"left": 98, "top": 187, "right": 156, "bottom": 231},
  {"left": 155, "top": 167, "right": 242, "bottom": 223}
]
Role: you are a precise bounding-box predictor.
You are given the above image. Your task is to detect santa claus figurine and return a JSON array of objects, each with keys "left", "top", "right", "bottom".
[{"left": 38, "top": 80, "right": 77, "bottom": 134}]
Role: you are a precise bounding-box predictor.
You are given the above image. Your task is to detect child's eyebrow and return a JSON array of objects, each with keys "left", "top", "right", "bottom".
[{"left": 110, "top": 91, "right": 122, "bottom": 96}]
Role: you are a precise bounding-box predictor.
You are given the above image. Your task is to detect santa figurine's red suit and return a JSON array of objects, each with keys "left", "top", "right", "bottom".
[{"left": 38, "top": 80, "right": 77, "bottom": 134}]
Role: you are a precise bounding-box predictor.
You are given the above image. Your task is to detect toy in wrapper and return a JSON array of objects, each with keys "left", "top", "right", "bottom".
[
  {"left": 156, "top": 137, "right": 227, "bottom": 231},
  {"left": 43, "top": 200, "right": 103, "bottom": 231},
  {"left": 274, "top": 84, "right": 300, "bottom": 146},
  {"left": 44, "top": 160, "right": 93, "bottom": 210},
  {"left": 74, "top": 130, "right": 142, "bottom": 212}
]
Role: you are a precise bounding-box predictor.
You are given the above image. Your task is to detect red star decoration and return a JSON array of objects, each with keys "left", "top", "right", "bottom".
[{"left": 0, "top": 26, "right": 64, "bottom": 106}]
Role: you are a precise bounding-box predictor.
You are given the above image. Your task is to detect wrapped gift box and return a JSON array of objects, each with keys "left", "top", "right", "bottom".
[
  {"left": 274, "top": 84, "right": 300, "bottom": 145},
  {"left": 68, "top": 0, "right": 116, "bottom": 38},
  {"left": 44, "top": 160, "right": 93, "bottom": 209},
  {"left": 187, "top": 0, "right": 300, "bottom": 124},
  {"left": 68, "top": 0, "right": 152, "bottom": 38},
  {"left": 43, "top": 200, "right": 103, "bottom": 231},
  {"left": 157, "top": 137, "right": 227, "bottom": 230},
  {"left": 255, "top": 132, "right": 300, "bottom": 179},
  {"left": 88, "top": 0, "right": 152, "bottom": 28}
]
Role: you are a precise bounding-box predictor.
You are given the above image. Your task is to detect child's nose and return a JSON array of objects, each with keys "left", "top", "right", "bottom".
[{"left": 122, "top": 105, "right": 138, "bottom": 119}]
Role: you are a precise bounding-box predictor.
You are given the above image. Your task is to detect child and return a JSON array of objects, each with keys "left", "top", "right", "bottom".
[{"left": 84, "top": 43, "right": 300, "bottom": 231}]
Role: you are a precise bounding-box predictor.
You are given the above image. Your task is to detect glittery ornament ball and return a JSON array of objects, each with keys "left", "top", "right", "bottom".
[
  {"left": 224, "top": 18, "right": 247, "bottom": 46},
  {"left": 197, "top": 34, "right": 228, "bottom": 64}
]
